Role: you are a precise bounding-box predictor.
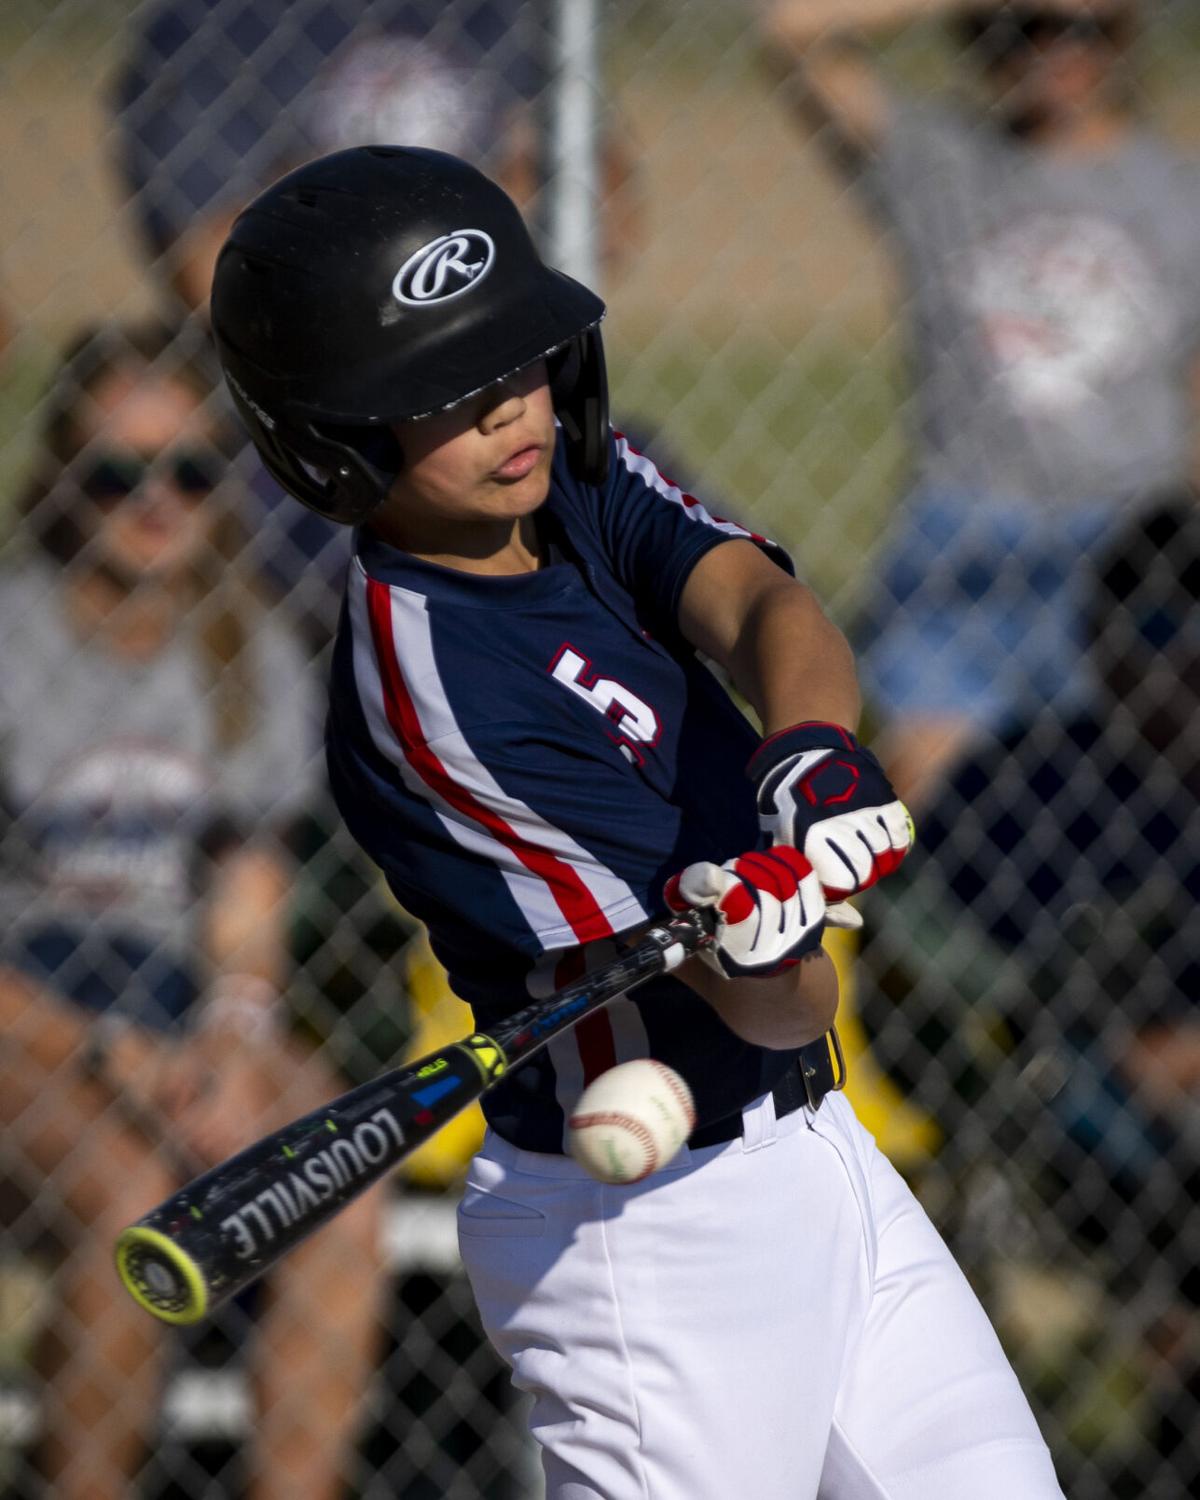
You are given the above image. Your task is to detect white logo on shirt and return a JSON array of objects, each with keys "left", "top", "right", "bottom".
[
  {"left": 41, "top": 740, "right": 212, "bottom": 908},
  {"left": 393, "top": 230, "right": 495, "bottom": 305},
  {"left": 550, "top": 645, "right": 661, "bottom": 766},
  {"left": 962, "top": 212, "right": 1167, "bottom": 414}
]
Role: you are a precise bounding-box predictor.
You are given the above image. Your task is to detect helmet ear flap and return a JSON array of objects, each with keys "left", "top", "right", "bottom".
[
  {"left": 550, "top": 329, "right": 609, "bottom": 486},
  {"left": 228, "top": 379, "right": 401, "bottom": 525}
]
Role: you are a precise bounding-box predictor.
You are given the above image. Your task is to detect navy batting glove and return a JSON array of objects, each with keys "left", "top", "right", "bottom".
[
  {"left": 663, "top": 846, "right": 825, "bottom": 978},
  {"left": 747, "top": 722, "right": 913, "bottom": 927}
]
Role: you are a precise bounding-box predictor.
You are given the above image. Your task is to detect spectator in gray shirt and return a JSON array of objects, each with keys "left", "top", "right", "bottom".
[
  {"left": 763, "top": 0, "right": 1200, "bottom": 807},
  {"left": 0, "top": 322, "right": 383, "bottom": 1500}
]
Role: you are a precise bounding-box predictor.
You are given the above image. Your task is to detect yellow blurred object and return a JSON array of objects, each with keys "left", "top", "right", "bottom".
[
  {"left": 825, "top": 926, "right": 942, "bottom": 1170},
  {"left": 399, "top": 935, "right": 487, "bottom": 1188}
]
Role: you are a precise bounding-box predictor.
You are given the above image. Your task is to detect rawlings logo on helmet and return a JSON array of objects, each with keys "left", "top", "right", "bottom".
[{"left": 392, "top": 229, "right": 495, "bottom": 305}]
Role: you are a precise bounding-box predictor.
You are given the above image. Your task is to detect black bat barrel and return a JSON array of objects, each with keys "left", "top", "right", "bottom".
[
  {"left": 115, "top": 1035, "right": 504, "bottom": 1324},
  {"left": 115, "top": 912, "right": 710, "bottom": 1326}
]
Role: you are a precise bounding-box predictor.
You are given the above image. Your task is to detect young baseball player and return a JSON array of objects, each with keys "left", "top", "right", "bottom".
[{"left": 210, "top": 145, "right": 1067, "bottom": 1499}]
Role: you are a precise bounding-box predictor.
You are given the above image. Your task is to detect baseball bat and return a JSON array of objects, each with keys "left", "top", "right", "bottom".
[{"left": 114, "top": 909, "right": 712, "bottom": 1325}]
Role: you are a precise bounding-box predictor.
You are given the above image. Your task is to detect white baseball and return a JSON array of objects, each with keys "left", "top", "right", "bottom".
[{"left": 567, "top": 1059, "right": 697, "bottom": 1185}]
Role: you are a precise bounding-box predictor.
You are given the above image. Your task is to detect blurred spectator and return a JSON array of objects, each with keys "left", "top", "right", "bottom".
[
  {"left": 0, "top": 321, "right": 383, "bottom": 1500},
  {"left": 110, "top": 0, "right": 544, "bottom": 318},
  {"left": 762, "top": 1, "right": 1200, "bottom": 807},
  {"left": 859, "top": 497, "right": 1200, "bottom": 1490},
  {"left": 109, "top": 0, "right": 544, "bottom": 652}
]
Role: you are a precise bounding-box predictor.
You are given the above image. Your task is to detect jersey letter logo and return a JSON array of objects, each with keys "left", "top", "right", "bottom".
[
  {"left": 393, "top": 230, "right": 496, "bottom": 305},
  {"left": 550, "top": 645, "right": 661, "bottom": 765}
]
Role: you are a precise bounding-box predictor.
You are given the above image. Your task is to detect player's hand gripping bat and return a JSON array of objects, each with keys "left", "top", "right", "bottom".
[{"left": 114, "top": 909, "right": 713, "bottom": 1325}]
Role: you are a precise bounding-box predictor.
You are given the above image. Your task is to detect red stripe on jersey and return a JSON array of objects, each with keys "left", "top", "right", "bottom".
[
  {"left": 365, "top": 577, "right": 616, "bottom": 945},
  {"left": 551, "top": 947, "right": 617, "bottom": 1085},
  {"left": 575, "top": 1011, "right": 618, "bottom": 1085}
]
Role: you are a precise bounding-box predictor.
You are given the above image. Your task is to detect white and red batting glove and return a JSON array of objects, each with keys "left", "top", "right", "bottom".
[
  {"left": 663, "top": 847, "right": 825, "bottom": 978},
  {"left": 747, "top": 722, "right": 913, "bottom": 929}
]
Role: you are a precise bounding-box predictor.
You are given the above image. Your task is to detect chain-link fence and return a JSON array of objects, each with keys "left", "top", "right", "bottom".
[{"left": 2, "top": 2, "right": 1199, "bottom": 1496}]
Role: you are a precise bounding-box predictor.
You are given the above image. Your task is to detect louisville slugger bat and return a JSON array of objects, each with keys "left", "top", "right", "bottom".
[{"left": 114, "top": 908, "right": 713, "bottom": 1325}]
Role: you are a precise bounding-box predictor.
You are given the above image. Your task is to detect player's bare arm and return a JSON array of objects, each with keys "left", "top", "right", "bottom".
[
  {"left": 677, "top": 537, "right": 860, "bottom": 735},
  {"left": 679, "top": 946, "right": 839, "bottom": 1050},
  {"left": 669, "top": 543, "right": 850, "bottom": 1042},
  {"left": 679, "top": 537, "right": 912, "bottom": 921}
]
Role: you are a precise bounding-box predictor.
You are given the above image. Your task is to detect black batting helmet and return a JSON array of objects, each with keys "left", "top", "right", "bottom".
[{"left": 210, "top": 145, "right": 608, "bottom": 525}]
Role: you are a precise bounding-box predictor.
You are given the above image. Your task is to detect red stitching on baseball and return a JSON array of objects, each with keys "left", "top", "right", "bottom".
[
  {"left": 647, "top": 1061, "right": 697, "bottom": 1131},
  {"left": 569, "top": 1111, "right": 655, "bottom": 1147},
  {"left": 569, "top": 1111, "right": 657, "bottom": 1177}
]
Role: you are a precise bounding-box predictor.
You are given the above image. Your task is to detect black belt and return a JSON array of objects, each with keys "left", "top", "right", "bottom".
[{"left": 687, "top": 1028, "right": 847, "bottom": 1149}]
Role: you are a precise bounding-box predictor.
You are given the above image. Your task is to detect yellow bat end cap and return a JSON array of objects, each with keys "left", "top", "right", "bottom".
[{"left": 115, "top": 1226, "right": 209, "bottom": 1325}]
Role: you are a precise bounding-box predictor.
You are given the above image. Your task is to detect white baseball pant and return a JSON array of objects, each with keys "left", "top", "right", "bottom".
[{"left": 458, "top": 1089, "right": 1067, "bottom": 1500}]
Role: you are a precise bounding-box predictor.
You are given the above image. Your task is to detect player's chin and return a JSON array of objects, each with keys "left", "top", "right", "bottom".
[{"left": 485, "top": 465, "right": 552, "bottom": 513}]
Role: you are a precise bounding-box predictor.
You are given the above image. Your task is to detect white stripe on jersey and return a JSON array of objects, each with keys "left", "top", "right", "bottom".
[
  {"left": 606, "top": 994, "right": 653, "bottom": 1063},
  {"left": 546, "top": 1031, "right": 587, "bottom": 1133},
  {"left": 348, "top": 562, "right": 650, "bottom": 951},
  {"left": 614, "top": 434, "right": 759, "bottom": 540}
]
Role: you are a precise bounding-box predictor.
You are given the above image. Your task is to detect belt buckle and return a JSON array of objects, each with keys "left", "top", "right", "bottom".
[{"left": 800, "top": 1026, "right": 847, "bottom": 1111}]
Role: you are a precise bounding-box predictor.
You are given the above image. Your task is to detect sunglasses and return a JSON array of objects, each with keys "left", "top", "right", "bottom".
[
  {"left": 78, "top": 447, "right": 223, "bottom": 505},
  {"left": 964, "top": 10, "right": 1124, "bottom": 66}
]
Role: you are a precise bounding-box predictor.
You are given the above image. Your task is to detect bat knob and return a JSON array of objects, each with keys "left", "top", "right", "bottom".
[{"left": 115, "top": 1226, "right": 210, "bottom": 1325}]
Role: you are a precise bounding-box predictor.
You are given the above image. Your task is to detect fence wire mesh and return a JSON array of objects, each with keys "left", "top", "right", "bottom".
[{"left": 2, "top": 2, "right": 1198, "bottom": 1497}]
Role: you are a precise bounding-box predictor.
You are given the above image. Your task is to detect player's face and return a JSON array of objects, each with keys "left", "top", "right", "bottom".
[
  {"left": 72, "top": 370, "right": 221, "bottom": 582},
  {"left": 386, "top": 361, "right": 557, "bottom": 537}
]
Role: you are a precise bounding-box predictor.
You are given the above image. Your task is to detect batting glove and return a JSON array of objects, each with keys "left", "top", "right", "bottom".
[
  {"left": 663, "top": 846, "right": 825, "bottom": 978},
  {"left": 747, "top": 722, "right": 913, "bottom": 930}
]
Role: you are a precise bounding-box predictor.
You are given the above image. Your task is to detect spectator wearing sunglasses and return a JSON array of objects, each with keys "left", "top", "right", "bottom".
[
  {"left": 0, "top": 321, "right": 384, "bottom": 1500},
  {"left": 108, "top": 0, "right": 548, "bottom": 657},
  {"left": 762, "top": 2, "right": 1200, "bottom": 807}
]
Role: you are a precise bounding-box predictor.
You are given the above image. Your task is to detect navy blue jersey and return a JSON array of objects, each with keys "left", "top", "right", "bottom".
[{"left": 327, "top": 430, "right": 803, "bottom": 1150}]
